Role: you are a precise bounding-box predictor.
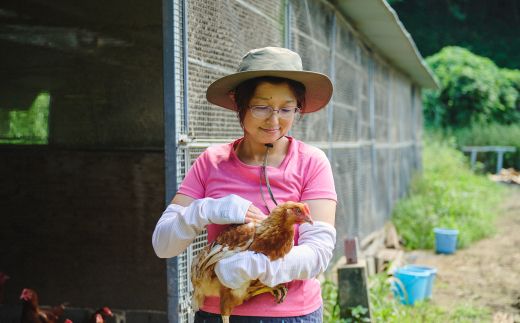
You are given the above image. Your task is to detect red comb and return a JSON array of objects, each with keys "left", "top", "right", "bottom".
[{"left": 102, "top": 306, "right": 113, "bottom": 316}]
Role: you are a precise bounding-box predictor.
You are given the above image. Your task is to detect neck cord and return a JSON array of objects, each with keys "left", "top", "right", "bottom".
[{"left": 260, "top": 143, "right": 278, "bottom": 213}]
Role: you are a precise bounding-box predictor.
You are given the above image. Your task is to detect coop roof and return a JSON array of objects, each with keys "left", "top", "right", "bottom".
[{"left": 332, "top": 0, "right": 439, "bottom": 89}]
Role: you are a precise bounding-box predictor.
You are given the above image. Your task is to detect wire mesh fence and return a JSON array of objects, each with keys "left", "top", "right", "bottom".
[{"left": 166, "top": 0, "right": 423, "bottom": 321}]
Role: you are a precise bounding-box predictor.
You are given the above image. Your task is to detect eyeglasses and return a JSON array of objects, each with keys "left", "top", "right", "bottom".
[{"left": 249, "top": 105, "right": 300, "bottom": 119}]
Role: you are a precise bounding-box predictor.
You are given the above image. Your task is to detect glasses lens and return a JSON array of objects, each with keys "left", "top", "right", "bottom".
[
  {"left": 251, "top": 106, "right": 272, "bottom": 118},
  {"left": 250, "top": 106, "right": 299, "bottom": 119},
  {"left": 279, "top": 108, "right": 297, "bottom": 118}
]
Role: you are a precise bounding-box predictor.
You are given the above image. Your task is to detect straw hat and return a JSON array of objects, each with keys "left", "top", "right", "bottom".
[{"left": 206, "top": 47, "right": 333, "bottom": 114}]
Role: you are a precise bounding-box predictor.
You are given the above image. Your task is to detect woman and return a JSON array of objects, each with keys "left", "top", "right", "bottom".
[{"left": 152, "top": 47, "right": 337, "bottom": 322}]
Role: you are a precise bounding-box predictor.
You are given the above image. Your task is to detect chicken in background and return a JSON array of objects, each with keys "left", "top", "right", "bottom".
[
  {"left": 20, "top": 288, "right": 72, "bottom": 323},
  {"left": 85, "top": 306, "right": 113, "bottom": 323},
  {"left": 190, "top": 201, "right": 312, "bottom": 323},
  {"left": 0, "top": 272, "right": 10, "bottom": 304}
]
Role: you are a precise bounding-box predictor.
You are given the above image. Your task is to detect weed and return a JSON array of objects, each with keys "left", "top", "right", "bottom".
[
  {"left": 322, "top": 274, "right": 491, "bottom": 323},
  {"left": 392, "top": 134, "right": 505, "bottom": 250}
]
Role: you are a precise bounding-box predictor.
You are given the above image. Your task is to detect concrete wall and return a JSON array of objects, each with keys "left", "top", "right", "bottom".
[
  {"left": 0, "top": 0, "right": 167, "bottom": 312},
  {"left": 0, "top": 148, "right": 167, "bottom": 311}
]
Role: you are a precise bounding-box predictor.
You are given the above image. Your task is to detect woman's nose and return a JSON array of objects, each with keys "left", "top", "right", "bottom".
[{"left": 266, "top": 112, "right": 281, "bottom": 123}]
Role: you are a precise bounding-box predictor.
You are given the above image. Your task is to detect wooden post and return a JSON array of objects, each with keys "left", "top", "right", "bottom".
[
  {"left": 337, "top": 260, "right": 372, "bottom": 321},
  {"left": 338, "top": 238, "right": 371, "bottom": 321},
  {"left": 497, "top": 150, "right": 505, "bottom": 174},
  {"left": 470, "top": 150, "right": 477, "bottom": 170}
]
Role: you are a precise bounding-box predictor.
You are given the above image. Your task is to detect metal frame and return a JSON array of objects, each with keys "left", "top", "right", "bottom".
[{"left": 162, "top": 0, "right": 179, "bottom": 321}]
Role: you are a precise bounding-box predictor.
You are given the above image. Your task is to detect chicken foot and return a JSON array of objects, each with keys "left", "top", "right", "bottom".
[{"left": 247, "top": 284, "right": 288, "bottom": 303}]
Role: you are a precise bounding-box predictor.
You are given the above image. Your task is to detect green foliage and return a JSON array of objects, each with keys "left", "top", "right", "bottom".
[
  {"left": 423, "top": 46, "right": 519, "bottom": 128},
  {"left": 322, "top": 280, "right": 341, "bottom": 322},
  {"left": 390, "top": 0, "right": 520, "bottom": 70},
  {"left": 0, "top": 92, "right": 50, "bottom": 144},
  {"left": 451, "top": 122, "right": 520, "bottom": 171},
  {"left": 322, "top": 280, "right": 370, "bottom": 323},
  {"left": 321, "top": 275, "right": 491, "bottom": 323},
  {"left": 501, "top": 68, "right": 520, "bottom": 115},
  {"left": 391, "top": 133, "right": 504, "bottom": 249}
]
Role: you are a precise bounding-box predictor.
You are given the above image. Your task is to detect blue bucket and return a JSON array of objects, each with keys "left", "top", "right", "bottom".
[
  {"left": 392, "top": 267, "right": 430, "bottom": 305},
  {"left": 402, "top": 265, "right": 437, "bottom": 299},
  {"left": 434, "top": 228, "right": 459, "bottom": 254}
]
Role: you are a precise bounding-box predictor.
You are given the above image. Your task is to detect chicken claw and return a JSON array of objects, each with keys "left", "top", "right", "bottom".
[
  {"left": 270, "top": 284, "right": 288, "bottom": 303},
  {"left": 246, "top": 283, "right": 287, "bottom": 303}
]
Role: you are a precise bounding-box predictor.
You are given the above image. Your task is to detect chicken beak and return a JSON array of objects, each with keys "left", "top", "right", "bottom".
[{"left": 302, "top": 203, "right": 313, "bottom": 224}]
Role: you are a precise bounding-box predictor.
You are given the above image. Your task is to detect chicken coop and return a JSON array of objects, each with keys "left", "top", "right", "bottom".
[
  {"left": 0, "top": 0, "right": 436, "bottom": 322},
  {"left": 163, "top": 0, "right": 437, "bottom": 322}
]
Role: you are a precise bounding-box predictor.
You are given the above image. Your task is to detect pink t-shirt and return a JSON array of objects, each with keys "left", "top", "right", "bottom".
[{"left": 178, "top": 136, "right": 337, "bottom": 317}]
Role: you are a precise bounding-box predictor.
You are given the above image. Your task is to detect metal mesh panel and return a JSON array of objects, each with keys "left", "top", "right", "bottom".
[
  {"left": 288, "top": 0, "right": 333, "bottom": 142},
  {"left": 168, "top": 0, "right": 424, "bottom": 321},
  {"left": 331, "top": 147, "right": 358, "bottom": 244},
  {"left": 177, "top": 251, "right": 191, "bottom": 319},
  {"left": 187, "top": 0, "right": 284, "bottom": 140},
  {"left": 374, "top": 61, "right": 390, "bottom": 142},
  {"left": 358, "top": 52, "right": 370, "bottom": 141},
  {"left": 357, "top": 145, "right": 376, "bottom": 237},
  {"left": 331, "top": 18, "right": 359, "bottom": 143},
  {"left": 375, "top": 148, "right": 391, "bottom": 223}
]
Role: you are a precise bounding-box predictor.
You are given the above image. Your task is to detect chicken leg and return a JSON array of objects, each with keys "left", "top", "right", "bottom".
[{"left": 246, "top": 283, "right": 288, "bottom": 303}]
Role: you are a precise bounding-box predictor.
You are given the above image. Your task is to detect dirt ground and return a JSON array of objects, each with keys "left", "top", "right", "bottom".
[{"left": 406, "top": 186, "right": 520, "bottom": 322}]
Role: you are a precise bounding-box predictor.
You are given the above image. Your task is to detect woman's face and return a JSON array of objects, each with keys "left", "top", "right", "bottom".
[{"left": 242, "top": 82, "right": 298, "bottom": 145}]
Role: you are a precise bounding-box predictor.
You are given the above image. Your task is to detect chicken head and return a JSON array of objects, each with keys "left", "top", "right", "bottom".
[
  {"left": 20, "top": 288, "right": 38, "bottom": 307},
  {"left": 280, "top": 201, "right": 313, "bottom": 225}
]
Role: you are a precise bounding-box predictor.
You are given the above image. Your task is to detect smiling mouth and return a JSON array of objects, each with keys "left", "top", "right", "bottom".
[{"left": 261, "top": 128, "right": 280, "bottom": 132}]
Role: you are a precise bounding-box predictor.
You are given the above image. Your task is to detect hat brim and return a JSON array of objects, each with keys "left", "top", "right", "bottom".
[{"left": 206, "top": 70, "right": 333, "bottom": 114}]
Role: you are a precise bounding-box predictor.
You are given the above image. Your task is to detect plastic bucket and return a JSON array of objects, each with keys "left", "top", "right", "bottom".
[
  {"left": 402, "top": 265, "right": 437, "bottom": 299},
  {"left": 434, "top": 228, "right": 459, "bottom": 254},
  {"left": 392, "top": 267, "right": 430, "bottom": 305}
]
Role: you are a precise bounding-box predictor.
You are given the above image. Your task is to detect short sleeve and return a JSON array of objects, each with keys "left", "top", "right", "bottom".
[
  {"left": 300, "top": 149, "right": 337, "bottom": 202},
  {"left": 177, "top": 150, "right": 209, "bottom": 199}
]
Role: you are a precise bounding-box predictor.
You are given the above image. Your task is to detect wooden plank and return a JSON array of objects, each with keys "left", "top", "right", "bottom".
[{"left": 462, "top": 146, "right": 516, "bottom": 153}]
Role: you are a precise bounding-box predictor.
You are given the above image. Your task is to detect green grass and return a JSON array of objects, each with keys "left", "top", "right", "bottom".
[
  {"left": 322, "top": 274, "right": 491, "bottom": 323},
  {"left": 391, "top": 134, "right": 505, "bottom": 250}
]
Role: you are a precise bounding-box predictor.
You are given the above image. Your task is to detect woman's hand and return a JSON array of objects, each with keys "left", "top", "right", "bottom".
[{"left": 245, "top": 204, "right": 268, "bottom": 223}]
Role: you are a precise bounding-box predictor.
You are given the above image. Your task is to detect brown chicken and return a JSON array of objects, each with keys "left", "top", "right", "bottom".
[
  {"left": 190, "top": 201, "right": 312, "bottom": 323},
  {"left": 20, "top": 288, "right": 71, "bottom": 323},
  {"left": 85, "top": 306, "right": 113, "bottom": 323}
]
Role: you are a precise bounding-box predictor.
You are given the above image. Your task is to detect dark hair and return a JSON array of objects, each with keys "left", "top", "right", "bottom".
[{"left": 233, "top": 76, "right": 306, "bottom": 126}]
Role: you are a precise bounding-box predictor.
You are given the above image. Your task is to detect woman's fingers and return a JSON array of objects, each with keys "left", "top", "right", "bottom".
[
  {"left": 249, "top": 204, "right": 264, "bottom": 215},
  {"left": 244, "top": 205, "right": 267, "bottom": 223}
]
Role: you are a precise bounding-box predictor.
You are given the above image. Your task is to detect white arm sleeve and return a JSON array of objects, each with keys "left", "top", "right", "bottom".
[
  {"left": 152, "top": 194, "right": 252, "bottom": 258},
  {"left": 215, "top": 221, "right": 336, "bottom": 289}
]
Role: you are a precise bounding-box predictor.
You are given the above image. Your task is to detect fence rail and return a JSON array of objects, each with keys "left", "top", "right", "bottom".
[{"left": 462, "top": 146, "right": 517, "bottom": 174}]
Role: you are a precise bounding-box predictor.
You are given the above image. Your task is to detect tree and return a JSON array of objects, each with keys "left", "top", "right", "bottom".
[{"left": 423, "top": 47, "right": 519, "bottom": 128}]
